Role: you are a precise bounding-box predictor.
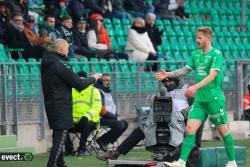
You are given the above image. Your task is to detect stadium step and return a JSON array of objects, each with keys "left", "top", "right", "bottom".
[
  {"left": 196, "top": 146, "right": 246, "bottom": 167},
  {"left": 0, "top": 135, "right": 34, "bottom": 153}
]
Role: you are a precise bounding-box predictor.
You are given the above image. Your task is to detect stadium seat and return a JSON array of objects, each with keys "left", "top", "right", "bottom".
[{"left": 69, "top": 58, "right": 81, "bottom": 72}]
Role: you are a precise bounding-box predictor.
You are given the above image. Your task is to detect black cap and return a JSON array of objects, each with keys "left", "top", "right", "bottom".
[
  {"left": 77, "top": 71, "right": 87, "bottom": 78},
  {"left": 77, "top": 17, "right": 87, "bottom": 24},
  {"left": 24, "top": 15, "right": 35, "bottom": 23}
]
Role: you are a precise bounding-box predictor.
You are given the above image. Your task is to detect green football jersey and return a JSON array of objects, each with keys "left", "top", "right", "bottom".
[{"left": 186, "top": 48, "right": 225, "bottom": 102}]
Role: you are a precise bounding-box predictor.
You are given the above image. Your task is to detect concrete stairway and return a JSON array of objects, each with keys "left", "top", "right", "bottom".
[{"left": 0, "top": 135, "right": 34, "bottom": 153}]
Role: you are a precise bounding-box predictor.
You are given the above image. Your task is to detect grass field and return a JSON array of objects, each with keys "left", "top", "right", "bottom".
[{"left": 0, "top": 140, "right": 249, "bottom": 167}]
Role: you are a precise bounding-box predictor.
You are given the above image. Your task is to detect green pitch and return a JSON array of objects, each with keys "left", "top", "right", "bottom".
[{"left": 0, "top": 140, "right": 249, "bottom": 167}]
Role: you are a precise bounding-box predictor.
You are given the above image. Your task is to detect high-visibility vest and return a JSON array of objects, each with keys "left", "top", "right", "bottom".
[{"left": 72, "top": 85, "right": 102, "bottom": 123}]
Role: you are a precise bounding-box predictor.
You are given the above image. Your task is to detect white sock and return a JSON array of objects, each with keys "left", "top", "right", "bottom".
[
  {"left": 178, "top": 159, "right": 186, "bottom": 165},
  {"left": 228, "top": 160, "right": 237, "bottom": 165}
]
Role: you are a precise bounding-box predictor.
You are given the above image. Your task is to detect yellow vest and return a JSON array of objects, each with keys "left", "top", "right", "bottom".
[{"left": 72, "top": 85, "right": 102, "bottom": 124}]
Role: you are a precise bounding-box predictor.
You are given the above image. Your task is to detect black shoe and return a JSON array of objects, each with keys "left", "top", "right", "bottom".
[
  {"left": 74, "top": 147, "right": 89, "bottom": 156},
  {"left": 64, "top": 149, "right": 74, "bottom": 156},
  {"left": 96, "top": 138, "right": 108, "bottom": 152},
  {"left": 96, "top": 150, "right": 120, "bottom": 161}
]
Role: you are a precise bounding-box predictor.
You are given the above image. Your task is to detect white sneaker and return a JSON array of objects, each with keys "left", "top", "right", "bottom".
[
  {"left": 164, "top": 159, "right": 186, "bottom": 167},
  {"left": 225, "top": 161, "right": 238, "bottom": 167}
]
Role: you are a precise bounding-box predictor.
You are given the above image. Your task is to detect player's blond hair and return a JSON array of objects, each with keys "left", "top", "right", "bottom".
[{"left": 197, "top": 26, "right": 213, "bottom": 39}]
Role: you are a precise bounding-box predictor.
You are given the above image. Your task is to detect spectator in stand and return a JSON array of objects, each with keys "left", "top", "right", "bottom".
[
  {"left": 23, "top": 15, "right": 51, "bottom": 47},
  {"left": 72, "top": 17, "right": 96, "bottom": 59},
  {"left": 125, "top": 17, "right": 157, "bottom": 62},
  {"left": 87, "top": 13, "right": 113, "bottom": 59},
  {"left": 153, "top": 0, "right": 179, "bottom": 20},
  {"left": 84, "top": 0, "right": 112, "bottom": 19},
  {"left": 111, "top": 0, "right": 133, "bottom": 19},
  {"left": 175, "top": 0, "right": 189, "bottom": 20},
  {"left": 5, "top": 14, "right": 43, "bottom": 60},
  {"left": 67, "top": 0, "right": 85, "bottom": 24},
  {"left": 57, "top": 16, "right": 75, "bottom": 58},
  {"left": 44, "top": 0, "right": 67, "bottom": 25},
  {"left": 243, "top": 81, "right": 250, "bottom": 120},
  {"left": 39, "top": 15, "right": 61, "bottom": 47},
  {"left": 145, "top": 13, "right": 163, "bottom": 51},
  {"left": 124, "top": 0, "right": 154, "bottom": 18},
  {"left": 0, "top": 2, "right": 7, "bottom": 45}
]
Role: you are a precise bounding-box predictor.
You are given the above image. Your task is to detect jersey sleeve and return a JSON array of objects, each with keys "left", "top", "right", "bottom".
[
  {"left": 211, "top": 51, "right": 223, "bottom": 71},
  {"left": 186, "top": 53, "right": 195, "bottom": 70}
]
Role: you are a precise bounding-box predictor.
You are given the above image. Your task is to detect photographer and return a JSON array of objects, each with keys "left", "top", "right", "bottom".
[{"left": 96, "top": 76, "right": 196, "bottom": 163}]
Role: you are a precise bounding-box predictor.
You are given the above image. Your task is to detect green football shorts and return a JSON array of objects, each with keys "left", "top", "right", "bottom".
[{"left": 188, "top": 100, "right": 228, "bottom": 125}]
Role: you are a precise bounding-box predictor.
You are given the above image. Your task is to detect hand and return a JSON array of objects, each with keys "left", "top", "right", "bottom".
[
  {"left": 91, "top": 73, "right": 102, "bottom": 81},
  {"left": 184, "top": 85, "right": 197, "bottom": 98},
  {"left": 156, "top": 69, "right": 168, "bottom": 80}
]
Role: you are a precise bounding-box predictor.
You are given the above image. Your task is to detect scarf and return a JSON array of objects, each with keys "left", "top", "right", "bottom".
[{"left": 131, "top": 25, "right": 147, "bottom": 34}]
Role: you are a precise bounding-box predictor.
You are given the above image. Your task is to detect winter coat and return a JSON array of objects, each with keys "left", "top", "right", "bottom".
[
  {"left": 41, "top": 51, "right": 96, "bottom": 129},
  {"left": 125, "top": 28, "right": 156, "bottom": 61}
]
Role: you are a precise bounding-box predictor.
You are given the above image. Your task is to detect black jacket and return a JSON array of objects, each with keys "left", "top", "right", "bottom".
[
  {"left": 41, "top": 51, "right": 96, "bottom": 129},
  {"left": 145, "top": 24, "right": 163, "bottom": 51},
  {"left": 72, "top": 27, "right": 94, "bottom": 55}
]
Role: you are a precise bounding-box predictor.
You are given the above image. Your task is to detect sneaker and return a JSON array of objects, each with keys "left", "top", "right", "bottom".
[
  {"left": 96, "top": 138, "right": 108, "bottom": 152},
  {"left": 96, "top": 150, "right": 120, "bottom": 161},
  {"left": 74, "top": 147, "right": 89, "bottom": 156},
  {"left": 225, "top": 161, "right": 238, "bottom": 167},
  {"left": 164, "top": 159, "right": 186, "bottom": 167}
]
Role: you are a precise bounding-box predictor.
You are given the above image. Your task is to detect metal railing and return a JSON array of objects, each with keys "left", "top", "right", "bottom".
[{"left": 0, "top": 60, "right": 244, "bottom": 139}]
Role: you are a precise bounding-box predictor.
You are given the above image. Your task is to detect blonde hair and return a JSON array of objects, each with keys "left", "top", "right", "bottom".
[
  {"left": 197, "top": 26, "right": 213, "bottom": 39},
  {"left": 133, "top": 17, "right": 145, "bottom": 27}
]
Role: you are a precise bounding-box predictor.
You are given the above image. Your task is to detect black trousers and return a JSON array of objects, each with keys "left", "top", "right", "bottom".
[
  {"left": 65, "top": 117, "right": 96, "bottom": 151},
  {"left": 117, "top": 127, "right": 145, "bottom": 155},
  {"left": 99, "top": 117, "right": 128, "bottom": 144},
  {"left": 47, "top": 129, "right": 68, "bottom": 167}
]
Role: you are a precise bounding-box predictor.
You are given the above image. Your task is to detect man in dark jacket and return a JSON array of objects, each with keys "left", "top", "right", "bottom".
[
  {"left": 41, "top": 39, "right": 102, "bottom": 167},
  {"left": 145, "top": 13, "right": 163, "bottom": 51},
  {"left": 72, "top": 17, "right": 95, "bottom": 59}
]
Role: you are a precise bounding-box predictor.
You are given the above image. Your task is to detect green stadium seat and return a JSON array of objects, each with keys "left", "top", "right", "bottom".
[
  {"left": 116, "top": 36, "right": 126, "bottom": 51},
  {"left": 112, "top": 18, "right": 121, "bottom": 26},
  {"left": 165, "top": 26, "right": 176, "bottom": 37},
  {"left": 163, "top": 19, "right": 171, "bottom": 27},
  {"left": 69, "top": 58, "right": 81, "bottom": 72},
  {"left": 99, "top": 59, "right": 112, "bottom": 73},
  {"left": 182, "top": 27, "right": 192, "bottom": 37},
  {"left": 107, "top": 27, "right": 115, "bottom": 37},
  {"left": 110, "top": 37, "right": 120, "bottom": 51},
  {"left": 172, "top": 19, "right": 180, "bottom": 26},
  {"left": 89, "top": 58, "right": 102, "bottom": 73},
  {"left": 114, "top": 25, "right": 124, "bottom": 37},
  {"left": 16, "top": 59, "right": 35, "bottom": 96},
  {"left": 174, "top": 26, "right": 184, "bottom": 37},
  {"left": 78, "top": 58, "right": 90, "bottom": 73}
]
